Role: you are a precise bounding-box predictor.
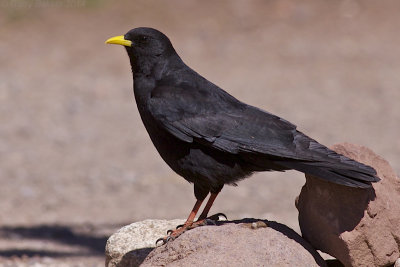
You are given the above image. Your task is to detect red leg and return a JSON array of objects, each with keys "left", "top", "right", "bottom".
[
  {"left": 197, "top": 192, "right": 218, "bottom": 220},
  {"left": 185, "top": 199, "right": 203, "bottom": 223},
  {"left": 156, "top": 192, "right": 225, "bottom": 245},
  {"left": 189, "top": 192, "right": 226, "bottom": 228}
]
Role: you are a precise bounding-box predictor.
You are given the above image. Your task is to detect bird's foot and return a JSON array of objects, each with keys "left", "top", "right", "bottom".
[
  {"left": 176, "top": 213, "right": 227, "bottom": 230},
  {"left": 204, "top": 212, "right": 227, "bottom": 222},
  {"left": 156, "top": 222, "right": 193, "bottom": 246},
  {"left": 190, "top": 212, "right": 228, "bottom": 227},
  {"left": 155, "top": 213, "right": 227, "bottom": 246}
]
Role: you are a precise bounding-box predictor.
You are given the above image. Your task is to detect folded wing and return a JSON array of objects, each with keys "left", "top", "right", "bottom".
[{"left": 148, "top": 84, "right": 379, "bottom": 188}]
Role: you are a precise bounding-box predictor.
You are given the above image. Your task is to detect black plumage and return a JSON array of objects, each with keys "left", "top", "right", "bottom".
[{"left": 106, "top": 27, "right": 379, "bottom": 240}]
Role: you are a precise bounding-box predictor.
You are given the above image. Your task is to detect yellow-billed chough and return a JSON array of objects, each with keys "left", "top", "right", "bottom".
[{"left": 106, "top": 27, "right": 379, "bottom": 243}]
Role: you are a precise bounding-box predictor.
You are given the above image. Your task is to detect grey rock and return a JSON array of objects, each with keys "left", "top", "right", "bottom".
[{"left": 105, "top": 219, "right": 184, "bottom": 267}]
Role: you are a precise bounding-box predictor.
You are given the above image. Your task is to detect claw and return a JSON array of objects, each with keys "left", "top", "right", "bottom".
[
  {"left": 167, "top": 229, "right": 173, "bottom": 235},
  {"left": 155, "top": 234, "right": 176, "bottom": 246},
  {"left": 155, "top": 237, "right": 166, "bottom": 246},
  {"left": 208, "top": 212, "right": 228, "bottom": 221},
  {"left": 175, "top": 224, "right": 184, "bottom": 230},
  {"left": 204, "top": 218, "right": 217, "bottom": 225}
]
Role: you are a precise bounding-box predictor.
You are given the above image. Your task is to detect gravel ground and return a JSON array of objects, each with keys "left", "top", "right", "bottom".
[{"left": 0, "top": 0, "right": 399, "bottom": 265}]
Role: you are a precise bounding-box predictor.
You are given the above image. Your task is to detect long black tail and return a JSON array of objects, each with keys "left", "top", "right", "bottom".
[
  {"left": 276, "top": 156, "right": 379, "bottom": 188},
  {"left": 279, "top": 161, "right": 380, "bottom": 188}
]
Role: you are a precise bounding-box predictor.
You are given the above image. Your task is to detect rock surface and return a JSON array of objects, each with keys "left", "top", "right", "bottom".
[
  {"left": 106, "top": 219, "right": 326, "bottom": 267},
  {"left": 296, "top": 143, "right": 400, "bottom": 267},
  {"left": 105, "top": 219, "right": 184, "bottom": 267}
]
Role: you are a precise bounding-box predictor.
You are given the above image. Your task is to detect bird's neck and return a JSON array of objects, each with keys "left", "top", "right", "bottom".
[
  {"left": 130, "top": 53, "right": 182, "bottom": 78},
  {"left": 131, "top": 54, "right": 181, "bottom": 104},
  {"left": 131, "top": 57, "right": 165, "bottom": 103},
  {"left": 130, "top": 56, "right": 155, "bottom": 77}
]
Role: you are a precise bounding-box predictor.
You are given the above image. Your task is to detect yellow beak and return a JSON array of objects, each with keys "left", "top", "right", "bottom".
[{"left": 105, "top": 35, "right": 132, "bottom": 47}]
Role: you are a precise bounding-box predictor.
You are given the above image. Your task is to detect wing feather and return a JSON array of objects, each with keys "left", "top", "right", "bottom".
[{"left": 148, "top": 85, "right": 305, "bottom": 159}]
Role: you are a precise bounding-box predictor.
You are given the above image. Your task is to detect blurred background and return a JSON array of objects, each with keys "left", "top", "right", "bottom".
[{"left": 0, "top": 0, "right": 399, "bottom": 265}]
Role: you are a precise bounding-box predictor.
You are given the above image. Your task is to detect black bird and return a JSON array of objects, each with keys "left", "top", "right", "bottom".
[{"left": 105, "top": 27, "right": 379, "bottom": 242}]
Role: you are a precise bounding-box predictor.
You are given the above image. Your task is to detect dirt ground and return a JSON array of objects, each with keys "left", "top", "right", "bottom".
[{"left": 0, "top": 0, "right": 399, "bottom": 266}]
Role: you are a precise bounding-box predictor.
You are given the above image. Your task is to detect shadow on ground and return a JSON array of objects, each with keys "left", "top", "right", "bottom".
[{"left": 0, "top": 224, "right": 119, "bottom": 258}]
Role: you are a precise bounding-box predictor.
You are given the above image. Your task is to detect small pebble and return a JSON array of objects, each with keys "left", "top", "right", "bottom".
[{"left": 251, "top": 221, "right": 268, "bottom": 229}]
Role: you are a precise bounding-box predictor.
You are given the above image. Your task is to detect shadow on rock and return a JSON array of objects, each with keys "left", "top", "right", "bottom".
[
  {"left": 297, "top": 143, "right": 400, "bottom": 267},
  {"left": 297, "top": 176, "right": 376, "bottom": 236}
]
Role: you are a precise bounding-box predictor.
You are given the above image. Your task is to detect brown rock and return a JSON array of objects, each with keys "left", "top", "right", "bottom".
[
  {"left": 141, "top": 219, "right": 326, "bottom": 267},
  {"left": 296, "top": 143, "right": 400, "bottom": 267}
]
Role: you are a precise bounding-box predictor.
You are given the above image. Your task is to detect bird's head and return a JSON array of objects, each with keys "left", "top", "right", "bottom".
[{"left": 106, "top": 27, "right": 177, "bottom": 75}]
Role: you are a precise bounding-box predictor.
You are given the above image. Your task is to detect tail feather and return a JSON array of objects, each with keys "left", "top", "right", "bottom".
[
  {"left": 331, "top": 168, "right": 378, "bottom": 183},
  {"left": 275, "top": 160, "right": 380, "bottom": 188}
]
